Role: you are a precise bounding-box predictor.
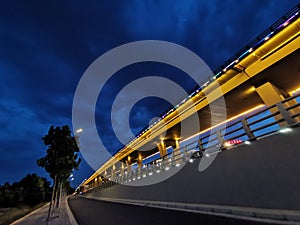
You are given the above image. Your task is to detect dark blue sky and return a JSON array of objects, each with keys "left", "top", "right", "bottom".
[{"left": 0, "top": 0, "right": 298, "bottom": 187}]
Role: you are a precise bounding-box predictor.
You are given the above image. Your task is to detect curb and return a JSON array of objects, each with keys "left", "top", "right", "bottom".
[
  {"left": 65, "top": 196, "right": 79, "bottom": 225},
  {"left": 10, "top": 203, "right": 49, "bottom": 225},
  {"left": 84, "top": 196, "right": 300, "bottom": 225}
]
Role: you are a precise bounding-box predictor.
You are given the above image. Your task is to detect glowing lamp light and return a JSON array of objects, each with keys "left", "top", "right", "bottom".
[
  {"left": 165, "top": 167, "right": 170, "bottom": 171},
  {"left": 245, "top": 141, "right": 251, "bottom": 145},
  {"left": 176, "top": 163, "right": 180, "bottom": 167},
  {"left": 279, "top": 128, "right": 292, "bottom": 133},
  {"left": 223, "top": 142, "right": 232, "bottom": 147},
  {"left": 76, "top": 128, "right": 83, "bottom": 133},
  {"left": 189, "top": 158, "right": 194, "bottom": 163}
]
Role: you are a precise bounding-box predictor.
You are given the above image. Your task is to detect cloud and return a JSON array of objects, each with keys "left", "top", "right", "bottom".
[{"left": 0, "top": 0, "right": 298, "bottom": 187}]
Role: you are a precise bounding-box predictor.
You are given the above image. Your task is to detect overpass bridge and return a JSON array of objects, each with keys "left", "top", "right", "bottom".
[{"left": 78, "top": 4, "right": 300, "bottom": 223}]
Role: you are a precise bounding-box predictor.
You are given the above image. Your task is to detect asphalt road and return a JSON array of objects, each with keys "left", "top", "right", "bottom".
[{"left": 68, "top": 196, "right": 269, "bottom": 225}]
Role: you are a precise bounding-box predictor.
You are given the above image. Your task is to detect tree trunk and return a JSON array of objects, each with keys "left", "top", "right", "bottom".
[
  {"left": 47, "top": 175, "right": 56, "bottom": 222},
  {"left": 56, "top": 182, "right": 63, "bottom": 208},
  {"left": 53, "top": 181, "right": 59, "bottom": 210}
]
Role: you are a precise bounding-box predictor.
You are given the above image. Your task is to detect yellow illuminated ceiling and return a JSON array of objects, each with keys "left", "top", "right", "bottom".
[{"left": 84, "top": 15, "right": 300, "bottom": 185}]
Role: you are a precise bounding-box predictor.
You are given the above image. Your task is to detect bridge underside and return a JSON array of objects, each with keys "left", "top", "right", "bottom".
[
  {"left": 83, "top": 9, "right": 300, "bottom": 186},
  {"left": 126, "top": 49, "right": 300, "bottom": 163}
]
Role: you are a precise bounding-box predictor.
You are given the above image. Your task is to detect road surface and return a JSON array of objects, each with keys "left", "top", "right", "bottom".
[{"left": 68, "top": 196, "right": 269, "bottom": 225}]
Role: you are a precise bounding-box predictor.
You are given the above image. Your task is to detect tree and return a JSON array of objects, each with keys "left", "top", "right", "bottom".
[
  {"left": 37, "top": 125, "right": 81, "bottom": 222},
  {"left": 0, "top": 174, "right": 51, "bottom": 207},
  {"left": 18, "top": 174, "right": 51, "bottom": 205}
]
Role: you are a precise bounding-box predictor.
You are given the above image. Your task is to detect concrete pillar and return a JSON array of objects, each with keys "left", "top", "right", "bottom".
[
  {"left": 255, "top": 82, "right": 284, "bottom": 106},
  {"left": 94, "top": 177, "right": 98, "bottom": 187},
  {"left": 104, "top": 170, "right": 108, "bottom": 181},
  {"left": 126, "top": 159, "right": 132, "bottom": 174},
  {"left": 121, "top": 163, "right": 125, "bottom": 176},
  {"left": 171, "top": 140, "right": 181, "bottom": 162},
  {"left": 137, "top": 153, "right": 142, "bottom": 176},
  {"left": 256, "top": 82, "right": 297, "bottom": 127},
  {"left": 98, "top": 176, "right": 102, "bottom": 186},
  {"left": 175, "top": 139, "right": 180, "bottom": 149},
  {"left": 111, "top": 165, "right": 116, "bottom": 180},
  {"left": 157, "top": 140, "right": 167, "bottom": 157},
  {"left": 138, "top": 153, "right": 142, "bottom": 167}
]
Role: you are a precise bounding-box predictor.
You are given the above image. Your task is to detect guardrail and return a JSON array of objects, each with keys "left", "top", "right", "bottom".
[
  {"left": 213, "top": 3, "right": 300, "bottom": 75},
  {"left": 92, "top": 92, "right": 300, "bottom": 189}
]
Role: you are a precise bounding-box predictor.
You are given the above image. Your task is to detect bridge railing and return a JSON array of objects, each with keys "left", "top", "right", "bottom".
[
  {"left": 213, "top": 3, "right": 300, "bottom": 76},
  {"left": 93, "top": 92, "right": 300, "bottom": 188}
]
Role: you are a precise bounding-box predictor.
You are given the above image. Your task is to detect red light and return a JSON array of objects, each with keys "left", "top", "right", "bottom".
[{"left": 226, "top": 139, "right": 243, "bottom": 145}]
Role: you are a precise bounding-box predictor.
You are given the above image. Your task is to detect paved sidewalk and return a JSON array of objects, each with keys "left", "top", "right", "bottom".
[{"left": 11, "top": 196, "right": 77, "bottom": 225}]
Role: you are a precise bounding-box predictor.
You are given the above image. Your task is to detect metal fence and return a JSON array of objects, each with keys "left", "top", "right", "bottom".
[{"left": 93, "top": 92, "right": 300, "bottom": 189}]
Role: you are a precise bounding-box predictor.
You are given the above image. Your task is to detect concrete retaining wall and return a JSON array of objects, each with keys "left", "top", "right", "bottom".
[{"left": 87, "top": 126, "right": 300, "bottom": 210}]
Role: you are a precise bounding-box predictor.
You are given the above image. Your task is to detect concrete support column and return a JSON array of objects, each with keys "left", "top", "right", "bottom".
[
  {"left": 121, "top": 163, "right": 125, "bottom": 176},
  {"left": 111, "top": 165, "right": 116, "bottom": 180},
  {"left": 157, "top": 140, "right": 167, "bottom": 158},
  {"left": 255, "top": 82, "right": 284, "bottom": 106},
  {"left": 126, "top": 158, "right": 132, "bottom": 174},
  {"left": 137, "top": 153, "right": 142, "bottom": 175},
  {"left": 175, "top": 139, "right": 180, "bottom": 149},
  {"left": 255, "top": 82, "right": 296, "bottom": 127},
  {"left": 98, "top": 176, "right": 102, "bottom": 186},
  {"left": 172, "top": 140, "right": 182, "bottom": 163},
  {"left": 94, "top": 177, "right": 98, "bottom": 187},
  {"left": 138, "top": 153, "right": 142, "bottom": 168},
  {"left": 104, "top": 170, "right": 107, "bottom": 181}
]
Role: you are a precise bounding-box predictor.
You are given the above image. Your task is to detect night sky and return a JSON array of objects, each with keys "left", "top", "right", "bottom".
[{"left": 0, "top": 0, "right": 298, "bottom": 187}]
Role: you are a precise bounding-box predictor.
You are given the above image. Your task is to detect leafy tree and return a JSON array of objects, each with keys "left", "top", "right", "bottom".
[
  {"left": 37, "top": 125, "right": 81, "bottom": 221},
  {"left": 0, "top": 174, "right": 51, "bottom": 207},
  {"left": 18, "top": 174, "right": 51, "bottom": 205}
]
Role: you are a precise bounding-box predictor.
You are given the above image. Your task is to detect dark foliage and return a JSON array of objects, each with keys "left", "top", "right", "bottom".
[
  {"left": 36, "top": 125, "right": 81, "bottom": 221},
  {"left": 37, "top": 125, "right": 81, "bottom": 183},
  {"left": 0, "top": 174, "right": 51, "bottom": 207}
]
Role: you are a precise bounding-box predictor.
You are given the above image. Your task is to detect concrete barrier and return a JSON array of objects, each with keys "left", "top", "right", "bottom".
[{"left": 87, "top": 126, "right": 300, "bottom": 210}]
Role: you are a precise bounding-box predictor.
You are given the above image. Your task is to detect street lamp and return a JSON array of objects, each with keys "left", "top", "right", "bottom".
[
  {"left": 76, "top": 128, "right": 83, "bottom": 133},
  {"left": 75, "top": 128, "right": 83, "bottom": 148}
]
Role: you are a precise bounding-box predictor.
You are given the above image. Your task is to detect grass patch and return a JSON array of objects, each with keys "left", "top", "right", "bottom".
[{"left": 0, "top": 203, "right": 47, "bottom": 225}]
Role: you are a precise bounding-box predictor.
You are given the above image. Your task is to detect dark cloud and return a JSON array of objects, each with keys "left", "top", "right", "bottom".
[{"left": 0, "top": 0, "right": 298, "bottom": 187}]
